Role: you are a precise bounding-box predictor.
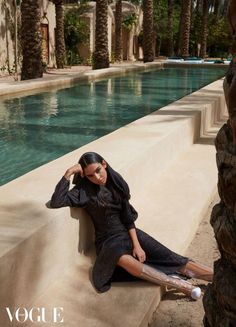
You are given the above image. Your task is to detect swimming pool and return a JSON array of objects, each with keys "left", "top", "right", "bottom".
[{"left": 0, "top": 66, "right": 227, "bottom": 185}]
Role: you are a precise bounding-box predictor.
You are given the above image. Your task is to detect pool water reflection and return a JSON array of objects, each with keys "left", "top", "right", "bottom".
[{"left": 0, "top": 66, "right": 227, "bottom": 185}]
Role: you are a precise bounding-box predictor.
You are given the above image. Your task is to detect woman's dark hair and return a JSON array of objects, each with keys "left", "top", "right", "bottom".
[
  {"left": 72, "top": 152, "right": 105, "bottom": 185},
  {"left": 78, "top": 152, "right": 104, "bottom": 169},
  {"left": 77, "top": 152, "right": 115, "bottom": 207},
  {"left": 73, "top": 151, "right": 123, "bottom": 206}
]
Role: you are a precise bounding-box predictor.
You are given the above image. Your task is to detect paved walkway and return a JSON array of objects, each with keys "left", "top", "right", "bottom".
[
  {"left": 0, "top": 65, "right": 91, "bottom": 83},
  {"left": 0, "top": 61, "right": 162, "bottom": 84},
  {"left": 0, "top": 61, "right": 165, "bottom": 97}
]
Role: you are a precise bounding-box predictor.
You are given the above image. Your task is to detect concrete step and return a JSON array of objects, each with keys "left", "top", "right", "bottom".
[{"left": 2, "top": 255, "right": 161, "bottom": 327}]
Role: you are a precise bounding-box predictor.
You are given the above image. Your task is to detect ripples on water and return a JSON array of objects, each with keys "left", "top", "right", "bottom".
[{"left": 0, "top": 67, "right": 227, "bottom": 185}]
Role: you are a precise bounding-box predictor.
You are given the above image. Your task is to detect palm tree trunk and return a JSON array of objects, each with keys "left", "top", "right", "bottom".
[
  {"left": 177, "top": 0, "right": 184, "bottom": 56},
  {"left": 227, "top": 0, "right": 236, "bottom": 53},
  {"left": 179, "top": 0, "right": 191, "bottom": 57},
  {"left": 13, "top": 0, "right": 18, "bottom": 79},
  {"left": 21, "top": 0, "right": 43, "bottom": 80},
  {"left": 200, "top": 0, "right": 209, "bottom": 58},
  {"left": 167, "top": 0, "right": 174, "bottom": 57},
  {"left": 54, "top": 0, "right": 66, "bottom": 68},
  {"left": 93, "top": 0, "right": 109, "bottom": 69},
  {"left": 203, "top": 1, "right": 236, "bottom": 326},
  {"left": 143, "top": 0, "right": 154, "bottom": 62},
  {"left": 115, "top": 0, "right": 122, "bottom": 62}
]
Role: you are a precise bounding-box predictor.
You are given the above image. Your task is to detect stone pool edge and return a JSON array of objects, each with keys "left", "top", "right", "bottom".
[
  {"left": 0, "top": 62, "right": 162, "bottom": 97},
  {"left": 0, "top": 61, "right": 228, "bottom": 98}
]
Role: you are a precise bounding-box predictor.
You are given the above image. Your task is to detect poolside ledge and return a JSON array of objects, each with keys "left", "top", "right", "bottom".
[{"left": 0, "top": 77, "right": 227, "bottom": 326}]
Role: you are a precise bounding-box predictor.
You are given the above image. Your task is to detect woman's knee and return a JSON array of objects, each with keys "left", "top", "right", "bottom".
[
  {"left": 117, "top": 254, "right": 143, "bottom": 277},
  {"left": 117, "top": 254, "right": 131, "bottom": 267}
]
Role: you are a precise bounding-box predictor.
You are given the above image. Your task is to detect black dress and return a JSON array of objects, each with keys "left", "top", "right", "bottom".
[{"left": 50, "top": 166, "right": 189, "bottom": 293}]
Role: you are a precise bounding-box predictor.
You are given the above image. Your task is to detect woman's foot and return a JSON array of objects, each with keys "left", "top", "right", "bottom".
[{"left": 191, "top": 287, "right": 201, "bottom": 300}]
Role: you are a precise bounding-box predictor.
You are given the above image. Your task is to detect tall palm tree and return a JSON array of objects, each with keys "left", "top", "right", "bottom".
[
  {"left": 200, "top": 0, "right": 209, "bottom": 58},
  {"left": 167, "top": 0, "right": 174, "bottom": 57},
  {"left": 93, "top": 0, "right": 109, "bottom": 69},
  {"left": 203, "top": 1, "right": 236, "bottom": 326},
  {"left": 179, "top": 0, "right": 191, "bottom": 57},
  {"left": 143, "top": 0, "right": 154, "bottom": 62},
  {"left": 115, "top": 0, "right": 123, "bottom": 62},
  {"left": 13, "top": 0, "right": 18, "bottom": 79},
  {"left": 21, "top": 0, "right": 43, "bottom": 80},
  {"left": 50, "top": 0, "right": 66, "bottom": 68}
]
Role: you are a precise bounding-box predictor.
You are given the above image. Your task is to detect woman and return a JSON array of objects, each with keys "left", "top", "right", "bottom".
[{"left": 50, "top": 152, "right": 213, "bottom": 300}]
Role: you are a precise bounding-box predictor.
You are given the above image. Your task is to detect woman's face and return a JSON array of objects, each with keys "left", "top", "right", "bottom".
[{"left": 83, "top": 160, "right": 107, "bottom": 185}]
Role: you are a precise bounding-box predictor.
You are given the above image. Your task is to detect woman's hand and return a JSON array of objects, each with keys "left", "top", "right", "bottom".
[
  {"left": 133, "top": 245, "right": 146, "bottom": 263},
  {"left": 64, "top": 164, "right": 83, "bottom": 181}
]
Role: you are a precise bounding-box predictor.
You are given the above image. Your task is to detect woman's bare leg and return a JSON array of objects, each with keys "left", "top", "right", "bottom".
[
  {"left": 117, "top": 255, "right": 201, "bottom": 299},
  {"left": 178, "top": 261, "right": 213, "bottom": 282},
  {"left": 117, "top": 254, "right": 143, "bottom": 277}
]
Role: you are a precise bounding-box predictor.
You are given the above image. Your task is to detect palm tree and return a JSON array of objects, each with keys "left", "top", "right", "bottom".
[
  {"left": 93, "top": 0, "right": 109, "bottom": 69},
  {"left": 13, "top": 0, "right": 18, "bottom": 79},
  {"left": 50, "top": 0, "right": 66, "bottom": 68},
  {"left": 200, "top": 0, "right": 209, "bottom": 58},
  {"left": 179, "top": 0, "right": 191, "bottom": 57},
  {"left": 21, "top": 0, "right": 43, "bottom": 80},
  {"left": 167, "top": 0, "right": 174, "bottom": 57},
  {"left": 115, "top": 0, "right": 123, "bottom": 62},
  {"left": 143, "top": 0, "right": 154, "bottom": 62},
  {"left": 203, "top": 1, "right": 236, "bottom": 326}
]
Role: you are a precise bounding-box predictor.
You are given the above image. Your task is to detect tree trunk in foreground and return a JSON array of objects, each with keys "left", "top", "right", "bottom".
[{"left": 203, "top": 1, "right": 236, "bottom": 326}]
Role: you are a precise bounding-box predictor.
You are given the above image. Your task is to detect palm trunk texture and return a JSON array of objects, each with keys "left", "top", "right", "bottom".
[
  {"left": 54, "top": 1, "right": 66, "bottom": 68},
  {"left": 203, "top": 1, "right": 236, "bottom": 326},
  {"left": 115, "top": 0, "right": 122, "bottom": 62},
  {"left": 143, "top": 0, "right": 154, "bottom": 62},
  {"left": 179, "top": 0, "right": 191, "bottom": 57},
  {"left": 21, "top": 0, "right": 43, "bottom": 80},
  {"left": 93, "top": 0, "right": 109, "bottom": 69},
  {"left": 200, "top": 0, "right": 209, "bottom": 58},
  {"left": 167, "top": 0, "right": 174, "bottom": 57}
]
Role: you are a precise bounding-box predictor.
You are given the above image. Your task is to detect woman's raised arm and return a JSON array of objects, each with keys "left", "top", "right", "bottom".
[{"left": 50, "top": 164, "right": 83, "bottom": 208}]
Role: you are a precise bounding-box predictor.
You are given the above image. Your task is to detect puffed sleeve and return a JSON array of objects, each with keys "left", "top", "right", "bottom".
[
  {"left": 50, "top": 176, "right": 88, "bottom": 208},
  {"left": 120, "top": 200, "right": 138, "bottom": 230}
]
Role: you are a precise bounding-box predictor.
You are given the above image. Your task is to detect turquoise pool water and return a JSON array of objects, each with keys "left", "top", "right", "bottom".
[{"left": 0, "top": 66, "right": 227, "bottom": 185}]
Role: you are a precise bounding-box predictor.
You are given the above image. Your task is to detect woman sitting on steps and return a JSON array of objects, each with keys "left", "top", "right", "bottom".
[{"left": 50, "top": 151, "right": 213, "bottom": 300}]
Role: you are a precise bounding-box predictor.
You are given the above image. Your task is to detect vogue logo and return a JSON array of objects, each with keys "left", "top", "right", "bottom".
[{"left": 5, "top": 307, "right": 64, "bottom": 323}]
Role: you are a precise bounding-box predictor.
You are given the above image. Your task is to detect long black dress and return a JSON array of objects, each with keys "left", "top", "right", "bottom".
[{"left": 50, "top": 165, "right": 189, "bottom": 292}]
